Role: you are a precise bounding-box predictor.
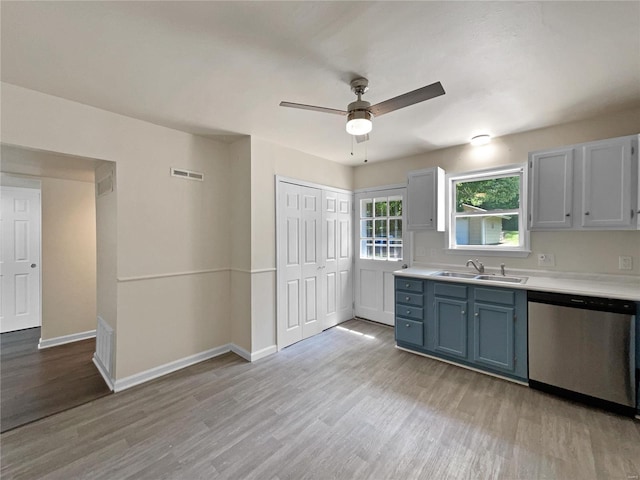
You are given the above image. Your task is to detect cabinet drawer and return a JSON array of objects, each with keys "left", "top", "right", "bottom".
[
  {"left": 474, "top": 287, "right": 515, "bottom": 305},
  {"left": 434, "top": 282, "right": 468, "bottom": 299},
  {"left": 396, "top": 304, "right": 423, "bottom": 321},
  {"left": 395, "top": 291, "right": 424, "bottom": 306},
  {"left": 396, "top": 318, "right": 423, "bottom": 346},
  {"left": 396, "top": 277, "right": 423, "bottom": 293}
]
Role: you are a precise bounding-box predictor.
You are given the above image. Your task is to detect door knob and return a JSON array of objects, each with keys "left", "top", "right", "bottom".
[{"left": 31, "top": 264, "right": 37, "bottom": 268}]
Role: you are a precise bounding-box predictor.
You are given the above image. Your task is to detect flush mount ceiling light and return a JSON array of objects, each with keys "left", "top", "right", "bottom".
[{"left": 471, "top": 134, "right": 491, "bottom": 146}]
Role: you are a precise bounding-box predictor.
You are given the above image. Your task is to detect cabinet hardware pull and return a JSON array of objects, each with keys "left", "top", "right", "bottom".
[
  {"left": 405, "top": 283, "right": 410, "bottom": 288},
  {"left": 406, "top": 310, "right": 411, "bottom": 315},
  {"left": 584, "top": 211, "right": 590, "bottom": 215},
  {"left": 461, "top": 311, "right": 465, "bottom": 315},
  {"left": 405, "top": 296, "right": 410, "bottom": 301},
  {"left": 565, "top": 213, "right": 570, "bottom": 217},
  {"left": 474, "top": 313, "right": 478, "bottom": 316},
  {"left": 405, "top": 323, "right": 410, "bottom": 328}
]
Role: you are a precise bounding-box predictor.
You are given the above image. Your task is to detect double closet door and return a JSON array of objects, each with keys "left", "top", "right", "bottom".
[{"left": 277, "top": 181, "right": 352, "bottom": 349}]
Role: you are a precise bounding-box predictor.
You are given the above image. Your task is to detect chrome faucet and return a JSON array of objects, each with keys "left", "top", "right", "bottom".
[
  {"left": 466, "top": 259, "right": 484, "bottom": 274},
  {"left": 500, "top": 263, "right": 506, "bottom": 276}
]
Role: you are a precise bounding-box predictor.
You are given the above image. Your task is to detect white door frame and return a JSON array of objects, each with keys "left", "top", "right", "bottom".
[
  {"left": 0, "top": 174, "right": 42, "bottom": 332},
  {"left": 353, "top": 184, "right": 410, "bottom": 326},
  {"left": 275, "top": 176, "right": 353, "bottom": 349}
]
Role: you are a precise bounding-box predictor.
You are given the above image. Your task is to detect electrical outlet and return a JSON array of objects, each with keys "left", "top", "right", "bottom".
[
  {"left": 537, "top": 253, "right": 555, "bottom": 267},
  {"left": 619, "top": 256, "right": 633, "bottom": 270}
]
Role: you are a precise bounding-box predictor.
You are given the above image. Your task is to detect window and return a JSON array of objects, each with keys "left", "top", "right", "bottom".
[
  {"left": 359, "top": 196, "right": 403, "bottom": 260},
  {"left": 448, "top": 165, "right": 529, "bottom": 255}
]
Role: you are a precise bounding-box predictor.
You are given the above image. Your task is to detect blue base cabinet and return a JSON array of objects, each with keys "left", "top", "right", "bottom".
[
  {"left": 395, "top": 278, "right": 425, "bottom": 347},
  {"left": 396, "top": 276, "right": 528, "bottom": 382}
]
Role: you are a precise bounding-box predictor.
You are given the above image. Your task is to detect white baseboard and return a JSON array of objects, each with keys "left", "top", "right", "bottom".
[
  {"left": 113, "top": 343, "right": 232, "bottom": 392},
  {"left": 110, "top": 342, "right": 279, "bottom": 393},
  {"left": 231, "top": 344, "right": 276, "bottom": 362},
  {"left": 92, "top": 354, "right": 115, "bottom": 391},
  {"left": 230, "top": 344, "right": 251, "bottom": 361},
  {"left": 250, "top": 345, "right": 277, "bottom": 361},
  {"left": 38, "top": 329, "right": 96, "bottom": 349}
]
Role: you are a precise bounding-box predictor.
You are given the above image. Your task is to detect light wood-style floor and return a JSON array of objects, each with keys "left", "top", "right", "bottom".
[{"left": 1, "top": 319, "right": 639, "bottom": 479}]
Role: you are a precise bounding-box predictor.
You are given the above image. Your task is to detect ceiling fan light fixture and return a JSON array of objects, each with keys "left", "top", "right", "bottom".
[
  {"left": 346, "top": 110, "right": 373, "bottom": 136},
  {"left": 470, "top": 134, "right": 491, "bottom": 146}
]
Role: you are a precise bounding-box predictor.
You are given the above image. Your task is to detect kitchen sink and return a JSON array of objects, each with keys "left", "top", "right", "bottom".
[
  {"left": 435, "top": 271, "right": 478, "bottom": 279},
  {"left": 475, "top": 275, "right": 527, "bottom": 284}
]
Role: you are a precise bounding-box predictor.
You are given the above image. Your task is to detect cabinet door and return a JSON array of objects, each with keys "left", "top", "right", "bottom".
[
  {"left": 407, "top": 168, "right": 444, "bottom": 231},
  {"left": 433, "top": 297, "right": 468, "bottom": 359},
  {"left": 528, "top": 148, "right": 574, "bottom": 229},
  {"left": 472, "top": 302, "right": 515, "bottom": 373},
  {"left": 582, "top": 137, "right": 633, "bottom": 228}
]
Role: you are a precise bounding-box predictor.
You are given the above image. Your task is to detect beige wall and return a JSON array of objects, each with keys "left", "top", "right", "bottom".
[
  {"left": 354, "top": 107, "right": 640, "bottom": 276},
  {"left": 40, "top": 176, "right": 97, "bottom": 340},
  {"left": 230, "top": 137, "right": 252, "bottom": 352},
  {"left": 95, "top": 163, "right": 117, "bottom": 339},
  {"left": 249, "top": 138, "right": 354, "bottom": 351},
  {"left": 2, "top": 83, "right": 233, "bottom": 380}
]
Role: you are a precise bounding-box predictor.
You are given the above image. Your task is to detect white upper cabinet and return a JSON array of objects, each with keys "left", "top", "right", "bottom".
[
  {"left": 581, "top": 137, "right": 634, "bottom": 228},
  {"left": 528, "top": 134, "right": 638, "bottom": 231},
  {"left": 528, "top": 147, "right": 574, "bottom": 229},
  {"left": 407, "top": 167, "right": 445, "bottom": 231}
]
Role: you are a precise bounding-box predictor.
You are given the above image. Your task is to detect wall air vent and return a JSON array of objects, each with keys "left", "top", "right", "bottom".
[{"left": 171, "top": 167, "right": 204, "bottom": 181}]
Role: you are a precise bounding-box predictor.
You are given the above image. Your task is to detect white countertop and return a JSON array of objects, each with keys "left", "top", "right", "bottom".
[{"left": 394, "top": 266, "right": 640, "bottom": 301}]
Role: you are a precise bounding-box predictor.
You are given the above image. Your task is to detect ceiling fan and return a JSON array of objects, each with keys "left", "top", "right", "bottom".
[{"left": 280, "top": 78, "right": 445, "bottom": 143}]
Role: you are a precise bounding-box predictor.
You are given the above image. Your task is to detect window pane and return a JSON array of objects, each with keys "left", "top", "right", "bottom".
[
  {"left": 361, "top": 199, "right": 373, "bottom": 218},
  {"left": 374, "top": 198, "right": 387, "bottom": 217},
  {"left": 455, "top": 176, "right": 520, "bottom": 213},
  {"left": 388, "top": 196, "right": 402, "bottom": 216},
  {"left": 389, "top": 219, "right": 402, "bottom": 240},
  {"left": 374, "top": 219, "right": 387, "bottom": 238},
  {"left": 374, "top": 240, "right": 387, "bottom": 260},
  {"left": 455, "top": 214, "right": 519, "bottom": 246},
  {"left": 390, "top": 239, "right": 402, "bottom": 260},
  {"left": 360, "top": 240, "right": 373, "bottom": 259},
  {"left": 360, "top": 220, "right": 373, "bottom": 238}
]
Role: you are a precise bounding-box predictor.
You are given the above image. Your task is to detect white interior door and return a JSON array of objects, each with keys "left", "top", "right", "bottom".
[
  {"left": 354, "top": 187, "right": 407, "bottom": 326},
  {"left": 321, "top": 190, "right": 353, "bottom": 329},
  {"left": 1, "top": 186, "right": 41, "bottom": 333},
  {"left": 277, "top": 182, "right": 323, "bottom": 348}
]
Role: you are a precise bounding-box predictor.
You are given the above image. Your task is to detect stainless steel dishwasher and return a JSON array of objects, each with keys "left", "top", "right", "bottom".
[{"left": 528, "top": 291, "right": 637, "bottom": 415}]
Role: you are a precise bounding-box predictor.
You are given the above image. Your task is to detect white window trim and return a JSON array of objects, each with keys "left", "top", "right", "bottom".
[
  {"left": 358, "top": 194, "right": 405, "bottom": 262},
  {"left": 445, "top": 164, "right": 531, "bottom": 258}
]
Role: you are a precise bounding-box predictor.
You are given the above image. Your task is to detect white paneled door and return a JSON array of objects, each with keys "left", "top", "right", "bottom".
[
  {"left": 354, "top": 187, "right": 407, "bottom": 326},
  {"left": 278, "top": 183, "right": 323, "bottom": 348},
  {"left": 0, "top": 187, "right": 41, "bottom": 333},
  {"left": 321, "top": 190, "right": 353, "bottom": 329}
]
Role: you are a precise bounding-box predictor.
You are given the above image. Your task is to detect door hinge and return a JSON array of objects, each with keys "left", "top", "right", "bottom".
[
  {"left": 513, "top": 314, "right": 517, "bottom": 322},
  {"left": 632, "top": 146, "right": 635, "bottom": 155},
  {"left": 514, "top": 356, "right": 517, "bottom": 366},
  {"left": 529, "top": 160, "right": 532, "bottom": 168}
]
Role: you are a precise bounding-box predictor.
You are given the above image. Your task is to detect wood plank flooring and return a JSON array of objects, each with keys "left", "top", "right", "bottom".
[
  {"left": 1, "top": 327, "right": 111, "bottom": 433},
  {"left": 1, "top": 319, "right": 639, "bottom": 479}
]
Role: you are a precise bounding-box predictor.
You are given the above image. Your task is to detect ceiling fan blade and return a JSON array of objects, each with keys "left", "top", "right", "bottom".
[
  {"left": 355, "top": 134, "right": 369, "bottom": 144},
  {"left": 279, "top": 101, "right": 347, "bottom": 116},
  {"left": 369, "top": 81, "right": 445, "bottom": 117}
]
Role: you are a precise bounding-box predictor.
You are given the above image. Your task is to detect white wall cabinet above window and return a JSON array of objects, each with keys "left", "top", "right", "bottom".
[
  {"left": 407, "top": 167, "right": 445, "bottom": 231},
  {"left": 528, "top": 134, "right": 639, "bottom": 231}
]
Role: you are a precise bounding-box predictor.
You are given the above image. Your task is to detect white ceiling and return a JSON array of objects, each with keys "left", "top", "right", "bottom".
[{"left": 2, "top": 1, "right": 639, "bottom": 165}]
